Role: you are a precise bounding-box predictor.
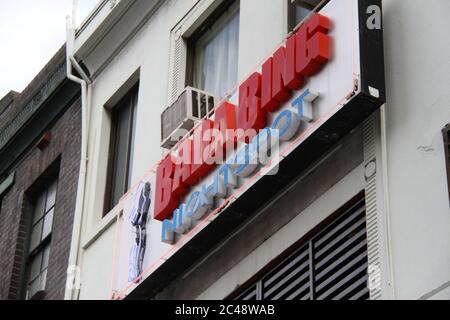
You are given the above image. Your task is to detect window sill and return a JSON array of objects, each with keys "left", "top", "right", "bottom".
[
  {"left": 82, "top": 209, "right": 122, "bottom": 250},
  {"left": 29, "top": 290, "right": 46, "bottom": 300}
]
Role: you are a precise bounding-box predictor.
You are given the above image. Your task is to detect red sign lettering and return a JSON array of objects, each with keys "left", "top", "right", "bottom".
[{"left": 154, "top": 13, "right": 331, "bottom": 222}]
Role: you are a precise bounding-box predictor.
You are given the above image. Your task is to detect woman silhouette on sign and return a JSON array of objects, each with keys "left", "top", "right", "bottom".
[{"left": 128, "top": 182, "right": 152, "bottom": 283}]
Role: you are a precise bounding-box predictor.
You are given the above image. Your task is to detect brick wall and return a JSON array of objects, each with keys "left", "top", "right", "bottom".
[{"left": 0, "top": 96, "right": 81, "bottom": 300}]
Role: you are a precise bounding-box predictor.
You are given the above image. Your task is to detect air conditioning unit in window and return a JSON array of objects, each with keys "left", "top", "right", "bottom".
[{"left": 161, "top": 87, "right": 218, "bottom": 150}]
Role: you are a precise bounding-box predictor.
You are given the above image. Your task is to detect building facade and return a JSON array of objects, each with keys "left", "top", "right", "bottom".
[
  {"left": 0, "top": 46, "right": 82, "bottom": 299},
  {"left": 65, "top": 0, "right": 450, "bottom": 300}
]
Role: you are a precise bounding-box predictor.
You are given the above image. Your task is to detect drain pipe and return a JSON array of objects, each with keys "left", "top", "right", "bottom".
[{"left": 64, "top": 11, "right": 92, "bottom": 300}]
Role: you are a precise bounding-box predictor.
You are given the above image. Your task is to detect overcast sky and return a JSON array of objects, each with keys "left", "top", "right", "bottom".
[{"left": 0, "top": 0, "right": 99, "bottom": 99}]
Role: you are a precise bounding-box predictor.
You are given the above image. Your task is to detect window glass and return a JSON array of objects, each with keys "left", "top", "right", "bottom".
[
  {"left": 112, "top": 104, "right": 131, "bottom": 206},
  {"left": 27, "top": 278, "right": 40, "bottom": 299},
  {"left": 293, "top": 4, "right": 311, "bottom": 23},
  {"left": 194, "top": 3, "right": 240, "bottom": 98},
  {"left": 42, "top": 244, "right": 50, "bottom": 270},
  {"left": 29, "top": 221, "right": 42, "bottom": 252},
  {"left": 45, "top": 180, "right": 57, "bottom": 211},
  {"left": 42, "top": 209, "right": 54, "bottom": 240},
  {"left": 28, "top": 252, "right": 42, "bottom": 282},
  {"left": 290, "top": 0, "right": 321, "bottom": 30},
  {"left": 32, "top": 193, "right": 46, "bottom": 224},
  {"left": 40, "top": 270, "right": 47, "bottom": 291},
  {"left": 106, "top": 86, "right": 139, "bottom": 213},
  {"left": 127, "top": 94, "right": 139, "bottom": 187}
]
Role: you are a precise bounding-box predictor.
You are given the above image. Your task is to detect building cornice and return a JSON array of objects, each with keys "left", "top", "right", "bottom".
[
  {"left": 0, "top": 46, "right": 80, "bottom": 178},
  {"left": 73, "top": 0, "right": 165, "bottom": 79},
  {"left": 0, "top": 63, "right": 67, "bottom": 152}
]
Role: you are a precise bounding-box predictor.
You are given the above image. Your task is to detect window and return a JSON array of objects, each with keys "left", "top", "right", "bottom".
[
  {"left": 230, "top": 196, "right": 369, "bottom": 300},
  {"left": 288, "top": 0, "right": 322, "bottom": 31},
  {"left": 190, "top": 0, "right": 240, "bottom": 99},
  {"left": 443, "top": 124, "right": 450, "bottom": 201},
  {"left": 26, "top": 178, "right": 57, "bottom": 299},
  {"left": 105, "top": 85, "right": 139, "bottom": 214}
]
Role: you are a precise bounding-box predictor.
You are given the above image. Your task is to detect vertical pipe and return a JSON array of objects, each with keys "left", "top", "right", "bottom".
[
  {"left": 64, "top": 11, "right": 92, "bottom": 300},
  {"left": 380, "top": 104, "right": 396, "bottom": 299}
]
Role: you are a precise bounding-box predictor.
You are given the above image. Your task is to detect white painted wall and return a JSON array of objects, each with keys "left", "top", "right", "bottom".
[
  {"left": 78, "top": 224, "right": 116, "bottom": 300},
  {"left": 382, "top": 0, "right": 450, "bottom": 300},
  {"left": 74, "top": 0, "right": 450, "bottom": 300}
]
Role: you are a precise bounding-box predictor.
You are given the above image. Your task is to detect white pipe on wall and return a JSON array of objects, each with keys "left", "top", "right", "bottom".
[
  {"left": 380, "top": 104, "right": 396, "bottom": 299},
  {"left": 64, "top": 11, "right": 92, "bottom": 300}
]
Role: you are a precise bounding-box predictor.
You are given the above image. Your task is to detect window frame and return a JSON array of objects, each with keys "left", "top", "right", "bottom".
[
  {"left": 26, "top": 241, "right": 51, "bottom": 300},
  {"left": 186, "top": 0, "right": 240, "bottom": 98},
  {"left": 287, "top": 0, "right": 327, "bottom": 32},
  {"left": 25, "top": 177, "right": 58, "bottom": 300},
  {"left": 443, "top": 124, "right": 450, "bottom": 201},
  {"left": 104, "top": 84, "right": 139, "bottom": 215}
]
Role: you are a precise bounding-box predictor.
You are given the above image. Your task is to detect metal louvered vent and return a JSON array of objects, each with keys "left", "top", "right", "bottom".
[
  {"left": 234, "top": 198, "right": 369, "bottom": 300},
  {"left": 313, "top": 202, "right": 368, "bottom": 300},
  {"left": 262, "top": 242, "right": 310, "bottom": 300},
  {"left": 161, "top": 87, "right": 218, "bottom": 150},
  {"left": 443, "top": 124, "right": 450, "bottom": 200},
  {"left": 235, "top": 284, "right": 258, "bottom": 301},
  {"left": 171, "top": 32, "right": 184, "bottom": 102}
]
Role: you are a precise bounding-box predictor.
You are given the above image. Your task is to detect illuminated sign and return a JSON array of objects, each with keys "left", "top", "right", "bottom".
[
  {"left": 153, "top": 13, "right": 331, "bottom": 224},
  {"left": 161, "top": 88, "right": 319, "bottom": 244},
  {"left": 111, "top": 0, "right": 385, "bottom": 299}
]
